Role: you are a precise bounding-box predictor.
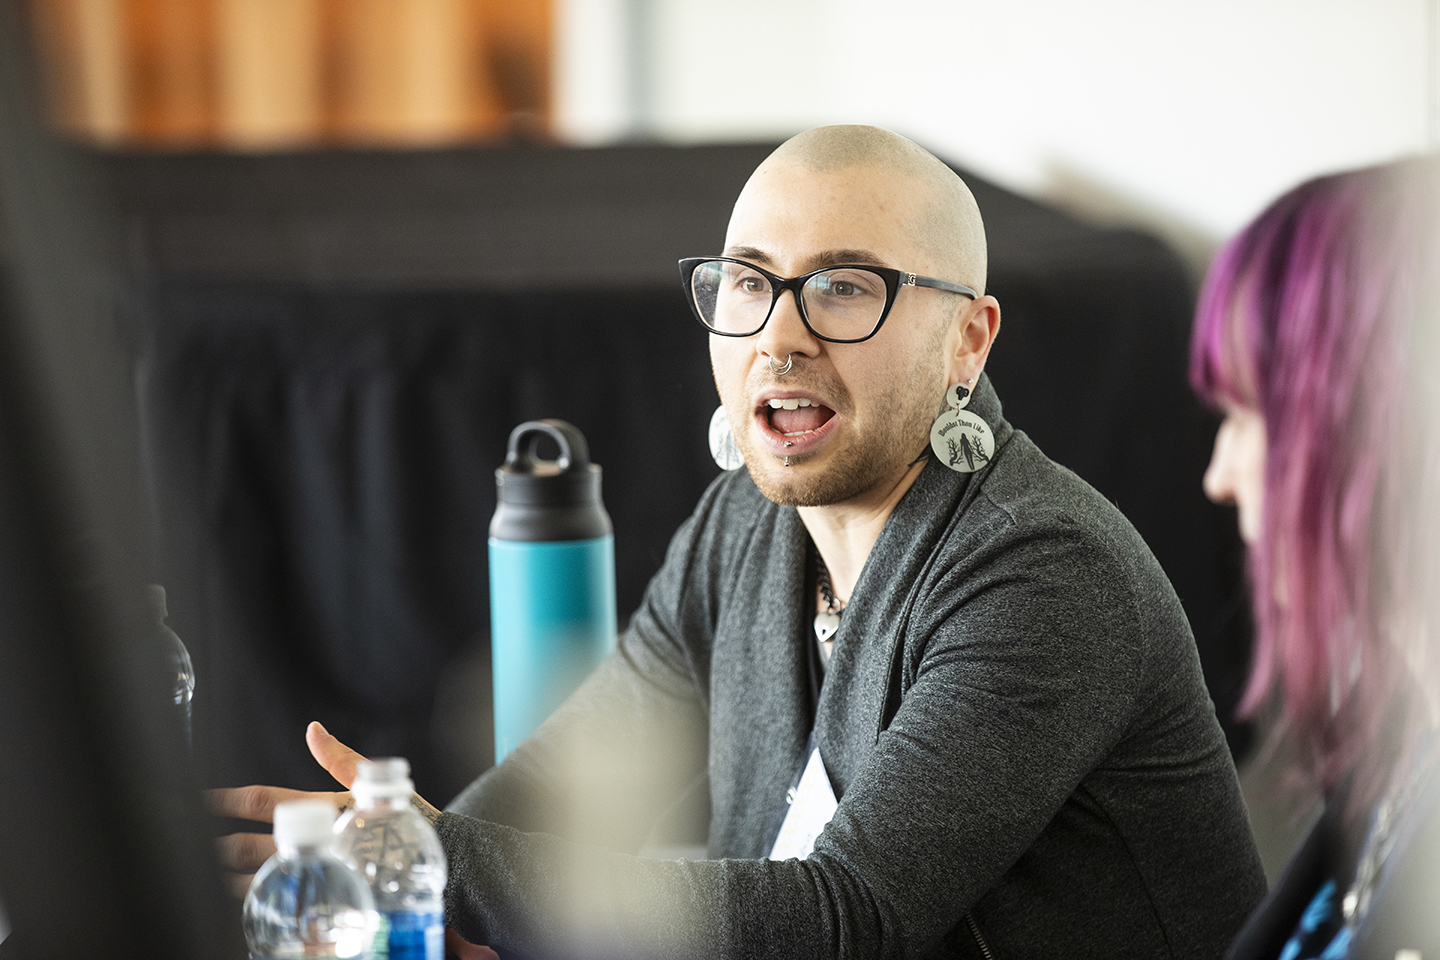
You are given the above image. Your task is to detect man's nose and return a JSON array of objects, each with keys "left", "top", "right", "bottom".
[{"left": 755, "top": 288, "right": 819, "bottom": 363}]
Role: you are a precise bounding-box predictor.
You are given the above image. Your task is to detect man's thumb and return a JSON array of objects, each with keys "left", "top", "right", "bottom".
[{"left": 306, "top": 720, "right": 368, "bottom": 789}]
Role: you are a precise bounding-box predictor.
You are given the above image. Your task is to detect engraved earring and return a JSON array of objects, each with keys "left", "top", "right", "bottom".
[
  {"left": 929, "top": 379, "right": 994, "bottom": 473},
  {"left": 709, "top": 405, "right": 744, "bottom": 470}
]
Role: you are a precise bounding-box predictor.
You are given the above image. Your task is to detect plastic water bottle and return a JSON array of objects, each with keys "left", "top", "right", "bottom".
[
  {"left": 145, "top": 583, "right": 195, "bottom": 748},
  {"left": 333, "top": 758, "right": 446, "bottom": 960},
  {"left": 489, "top": 419, "right": 617, "bottom": 761},
  {"left": 243, "top": 799, "right": 378, "bottom": 960}
]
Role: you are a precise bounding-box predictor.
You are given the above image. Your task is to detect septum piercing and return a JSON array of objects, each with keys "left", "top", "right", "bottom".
[{"left": 769, "top": 354, "right": 793, "bottom": 376}]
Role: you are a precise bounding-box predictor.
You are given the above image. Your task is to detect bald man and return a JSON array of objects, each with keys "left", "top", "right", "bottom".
[{"left": 215, "top": 127, "right": 1265, "bottom": 958}]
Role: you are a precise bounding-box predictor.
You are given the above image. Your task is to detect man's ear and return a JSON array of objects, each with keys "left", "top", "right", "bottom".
[{"left": 946, "top": 295, "right": 1001, "bottom": 385}]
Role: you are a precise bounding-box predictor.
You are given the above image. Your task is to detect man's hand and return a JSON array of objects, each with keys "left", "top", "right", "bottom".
[
  {"left": 206, "top": 722, "right": 358, "bottom": 898},
  {"left": 208, "top": 722, "right": 446, "bottom": 892},
  {"left": 304, "top": 720, "right": 443, "bottom": 825},
  {"left": 211, "top": 722, "right": 493, "bottom": 956}
]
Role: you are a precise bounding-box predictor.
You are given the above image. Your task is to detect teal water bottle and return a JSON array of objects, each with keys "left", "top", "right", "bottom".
[{"left": 488, "top": 420, "right": 617, "bottom": 762}]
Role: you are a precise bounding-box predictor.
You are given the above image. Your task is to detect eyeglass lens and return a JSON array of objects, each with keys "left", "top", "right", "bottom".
[{"left": 690, "top": 260, "right": 888, "bottom": 340}]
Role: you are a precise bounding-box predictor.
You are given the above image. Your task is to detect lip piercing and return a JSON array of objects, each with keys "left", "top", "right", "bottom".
[
  {"left": 784, "top": 441, "right": 794, "bottom": 447},
  {"left": 769, "top": 354, "right": 793, "bottom": 376},
  {"left": 783, "top": 456, "right": 791, "bottom": 467}
]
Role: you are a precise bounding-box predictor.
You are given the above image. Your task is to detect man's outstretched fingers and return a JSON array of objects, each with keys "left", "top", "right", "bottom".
[
  {"left": 306, "top": 720, "right": 370, "bottom": 790},
  {"left": 215, "top": 831, "right": 278, "bottom": 872},
  {"left": 206, "top": 784, "right": 328, "bottom": 824}
]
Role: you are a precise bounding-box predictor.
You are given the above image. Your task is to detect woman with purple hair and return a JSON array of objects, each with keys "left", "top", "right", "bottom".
[{"left": 1193, "top": 156, "right": 1440, "bottom": 960}]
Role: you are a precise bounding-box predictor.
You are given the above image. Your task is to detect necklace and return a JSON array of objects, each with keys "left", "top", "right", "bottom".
[{"left": 814, "top": 555, "right": 846, "bottom": 654}]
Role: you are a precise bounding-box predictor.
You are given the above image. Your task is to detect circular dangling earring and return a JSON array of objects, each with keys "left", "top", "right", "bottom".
[
  {"left": 768, "top": 353, "right": 793, "bottom": 376},
  {"left": 709, "top": 405, "right": 744, "bottom": 470},
  {"left": 929, "top": 379, "right": 994, "bottom": 473}
]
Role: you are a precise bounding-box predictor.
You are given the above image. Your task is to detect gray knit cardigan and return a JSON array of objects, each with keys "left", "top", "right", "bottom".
[{"left": 438, "top": 375, "right": 1267, "bottom": 959}]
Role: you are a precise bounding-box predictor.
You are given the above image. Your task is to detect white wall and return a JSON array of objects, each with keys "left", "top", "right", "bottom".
[{"left": 557, "top": 0, "right": 1437, "bottom": 260}]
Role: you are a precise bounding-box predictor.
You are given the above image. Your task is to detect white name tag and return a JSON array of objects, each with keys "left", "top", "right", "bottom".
[{"left": 768, "top": 742, "right": 838, "bottom": 860}]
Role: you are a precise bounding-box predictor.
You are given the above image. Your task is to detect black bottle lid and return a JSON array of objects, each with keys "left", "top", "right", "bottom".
[{"left": 490, "top": 419, "right": 612, "bottom": 542}]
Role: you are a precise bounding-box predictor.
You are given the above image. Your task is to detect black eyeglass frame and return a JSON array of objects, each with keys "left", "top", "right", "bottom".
[{"left": 679, "top": 256, "right": 978, "bottom": 344}]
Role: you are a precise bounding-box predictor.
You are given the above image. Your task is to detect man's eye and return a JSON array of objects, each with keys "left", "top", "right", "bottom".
[{"left": 813, "top": 271, "right": 878, "bottom": 298}]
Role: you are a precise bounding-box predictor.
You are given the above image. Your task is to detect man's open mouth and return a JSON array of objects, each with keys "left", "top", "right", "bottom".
[{"left": 763, "top": 397, "right": 836, "bottom": 437}]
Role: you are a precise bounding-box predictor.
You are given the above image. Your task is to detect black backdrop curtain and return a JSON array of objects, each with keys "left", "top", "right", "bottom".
[
  {"left": 109, "top": 143, "right": 1251, "bottom": 806},
  {"left": 136, "top": 283, "right": 717, "bottom": 802}
]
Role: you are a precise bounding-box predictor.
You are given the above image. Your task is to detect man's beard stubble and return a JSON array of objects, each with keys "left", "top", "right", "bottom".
[{"left": 729, "top": 359, "right": 940, "bottom": 508}]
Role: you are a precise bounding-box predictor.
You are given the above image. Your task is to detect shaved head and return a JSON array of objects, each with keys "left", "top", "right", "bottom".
[{"left": 761, "top": 125, "right": 987, "bottom": 294}]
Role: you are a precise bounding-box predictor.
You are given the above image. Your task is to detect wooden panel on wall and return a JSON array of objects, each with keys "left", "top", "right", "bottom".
[
  {"left": 24, "top": 0, "right": 553, "bottom": 149},
  {"left": 28, "top": 0, "right": 130, "bottom": 142},
  {"left": 330, "top": 0, "right": 502, "bottom": 145},
  {"left": 481, "top": 0, "right": 552, "bottom": 135},
  {"left": 213, "top": 0, "right": 323, "bottom": 148},
  {"left": 126, "top": 0, "right": 213, "bottom": 143}
]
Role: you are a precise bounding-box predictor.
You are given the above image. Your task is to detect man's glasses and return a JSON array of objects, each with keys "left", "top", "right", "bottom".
[{"left": 679, "top": 257, "right": 977, "bottom": 344}]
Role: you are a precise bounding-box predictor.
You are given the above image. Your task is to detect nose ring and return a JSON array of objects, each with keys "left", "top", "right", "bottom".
[{"left": 769, "top": 354, "right": 793, "bottom": 376}]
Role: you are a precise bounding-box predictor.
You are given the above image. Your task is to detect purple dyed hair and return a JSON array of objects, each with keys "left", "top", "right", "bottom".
[{"left": 1191, "top": 157, "right": 1440, "bottom": 797}]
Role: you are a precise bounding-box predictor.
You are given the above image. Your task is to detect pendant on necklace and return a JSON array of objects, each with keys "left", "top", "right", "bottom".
[{"left": 814, "top": 611, "right": 841, "bottom": 643}]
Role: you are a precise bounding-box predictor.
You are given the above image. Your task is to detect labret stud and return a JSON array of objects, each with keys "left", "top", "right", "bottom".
[
  {"left": 784, "top": 441, "right": 794, "bottom": 447},
  {"left": 783, "top": 456, "right": 791, "bottom": 467}
]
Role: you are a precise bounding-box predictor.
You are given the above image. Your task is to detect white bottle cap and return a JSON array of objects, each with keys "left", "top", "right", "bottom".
[
  {"left": 352, "top": 757, "right": 415, "bottom": 802},
  {"left": 273, "top": 799, "right": 338, "bottom": 850}
]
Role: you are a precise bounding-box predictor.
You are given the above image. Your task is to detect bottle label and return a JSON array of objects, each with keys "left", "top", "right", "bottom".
[{"left": 373, "top": 910, "right": 444, "bottom": 960}]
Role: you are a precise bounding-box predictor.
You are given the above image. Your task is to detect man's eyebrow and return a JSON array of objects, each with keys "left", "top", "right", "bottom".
[
  {"left": 723, "top": 245, "right": 772, "bottom": 264},
  {"left": 719, "top": 247, "right": 890, "bottom": 270},
  {"left": 812, "top": 249, "right": 886, "bottom": 268}
]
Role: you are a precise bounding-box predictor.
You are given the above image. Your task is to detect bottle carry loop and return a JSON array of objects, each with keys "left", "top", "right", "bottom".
[{"left": 504, "top": 419, "right": 591, "bottom": 473}]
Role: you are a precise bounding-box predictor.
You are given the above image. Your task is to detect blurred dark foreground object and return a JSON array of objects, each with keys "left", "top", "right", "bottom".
[
  {"left": 109, "top": 137, "right": 1251, "bottom": 807},
  {"left": 0, "top": 1, "right": 241, "bottom": 956}
]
